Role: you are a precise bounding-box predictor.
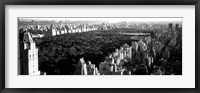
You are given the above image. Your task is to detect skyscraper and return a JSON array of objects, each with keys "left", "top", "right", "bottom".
[
  {"left": 19, "top": 31, "right": 40, "bottom": 75},
  {"left": 168, "top": 23, "right": 173, "bottom": 33},
  {"left": 175, "top": 23, "right": 180, "bottom": 31}
]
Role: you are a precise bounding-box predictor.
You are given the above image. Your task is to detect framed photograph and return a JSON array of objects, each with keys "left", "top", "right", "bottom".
[{"left": 0, "top": 0, "right": 200, "bottom": 93}]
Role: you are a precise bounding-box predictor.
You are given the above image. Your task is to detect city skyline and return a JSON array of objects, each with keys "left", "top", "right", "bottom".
[
  {"left": 19, "top": 17, "right": 182, "bottom": 23},
  {"left": 18, "top": 17, "right": 182, "bottom": 75}
]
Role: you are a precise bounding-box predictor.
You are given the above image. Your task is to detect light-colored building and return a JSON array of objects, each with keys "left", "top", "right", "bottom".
[{"left": 75, "top": 58, "right": 99, "bottom": 75}]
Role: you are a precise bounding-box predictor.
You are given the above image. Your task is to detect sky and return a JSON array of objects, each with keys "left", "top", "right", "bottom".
[{"left": 19, "top": 17, "right": 182, "bottom": 23}]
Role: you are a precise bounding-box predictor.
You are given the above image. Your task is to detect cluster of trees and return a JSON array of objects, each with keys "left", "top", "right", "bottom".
[{"left": 35, "top": 29, "right": 134, "bottom": 75}]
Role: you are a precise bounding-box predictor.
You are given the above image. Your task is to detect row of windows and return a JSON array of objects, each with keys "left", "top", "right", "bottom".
[
  {"left": 29, "top": 60, "right": 38, "bottom": 64},
  {"left": 29, "top": 53, "right": 38, "bottom": 59},
  {"left": 29, "top": 68, "right": 38, "bottom": 72},
  {"left": 29, "top": 71, "right": 38, "bottom": 75},
  {"left": 29, "top": 64, "right": 38, "bottom": 67}
]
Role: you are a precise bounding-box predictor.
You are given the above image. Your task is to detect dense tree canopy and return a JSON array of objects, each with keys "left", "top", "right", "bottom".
[{"left": 35, "top": 28, "right": 136, "bottom": 75}]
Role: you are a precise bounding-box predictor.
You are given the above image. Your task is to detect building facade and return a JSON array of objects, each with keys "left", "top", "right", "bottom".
[{"left": 19, "top": 31, "right": 41, "bottom": 75}]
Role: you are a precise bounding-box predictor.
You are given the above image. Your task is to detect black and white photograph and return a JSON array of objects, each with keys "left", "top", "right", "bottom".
[{"left": 18, "top": 17, "right": 182, "bottom": 75}]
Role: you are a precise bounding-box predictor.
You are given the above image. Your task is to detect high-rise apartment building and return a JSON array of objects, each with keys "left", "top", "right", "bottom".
[{"left": 19, "top": 31, "right": 41, "bottom": 75}]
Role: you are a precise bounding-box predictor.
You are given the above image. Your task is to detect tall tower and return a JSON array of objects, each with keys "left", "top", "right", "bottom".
[
  {"left": 168, "top": 23, "right": 173, "bottom": 34},
  {"left": 175, "top": 23, "right": 180, "bottom": 31},
  {"left": 50, "top": 24, "right": 56, "bottom": 36},
  {"left": 19, "top": 31, "right": 40, "bottom": 75}
]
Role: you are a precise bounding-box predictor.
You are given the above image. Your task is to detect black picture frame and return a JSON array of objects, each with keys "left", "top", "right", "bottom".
[{"left": 0, "top": 0, "right": 200, "bottom": 93}]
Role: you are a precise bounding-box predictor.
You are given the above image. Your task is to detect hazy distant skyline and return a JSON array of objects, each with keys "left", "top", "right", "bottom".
[{"left": 19, "top": 17, "right": 182, "bottom": 23}]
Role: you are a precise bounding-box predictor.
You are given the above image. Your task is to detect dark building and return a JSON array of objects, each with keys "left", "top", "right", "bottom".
[
  {"left": 175, "top": 23, "right": 180, "bottom": 31},
  {"left": 168, "top": 23, "right": 173, "bottom": 31},
  {"left": 19, "top": 31, "right": 29, "bottom": 75}
]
